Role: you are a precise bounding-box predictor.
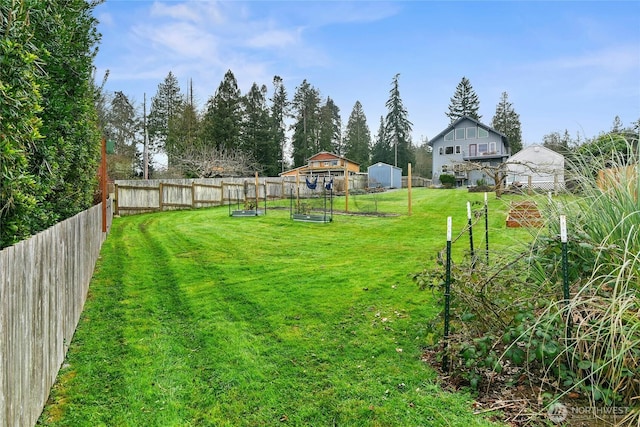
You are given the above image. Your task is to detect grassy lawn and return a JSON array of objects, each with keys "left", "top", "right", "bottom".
[{"left": 39, "top": 188, "right": 532, "bottom": 426}]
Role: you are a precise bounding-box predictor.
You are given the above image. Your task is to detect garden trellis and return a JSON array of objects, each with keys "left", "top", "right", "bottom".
[
  {"left": 437, "top": 198, "right": 575, "bottom": 373},
  {"left": 228, "top": 187, "right": 267, "bottom": 217},
  {"left": 441, "top": 197, "right": 491, "bottom": 372},
  {"left": 290, "top": 175, "right": 333, "bottom": 223},
  {"left": 228, "top": 173, "right": 267, "bottom": 217}
]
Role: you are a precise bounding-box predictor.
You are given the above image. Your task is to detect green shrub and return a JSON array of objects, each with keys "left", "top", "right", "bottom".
[{"left": 439, "top": 174, "right": 456, "bottom": 187}]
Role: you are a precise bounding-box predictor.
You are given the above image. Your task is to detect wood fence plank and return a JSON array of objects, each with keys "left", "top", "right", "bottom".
[
  {"left": 0, "top": 249, "right": 6, "bottom": 425},
  {"left": 0, "top": 202, "right": 111, "bottom": 427}
]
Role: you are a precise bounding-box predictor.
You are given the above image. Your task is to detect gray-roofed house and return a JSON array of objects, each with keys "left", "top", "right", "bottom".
[{"left": 428, "top": 116, "right": 510, "bottom": 187}]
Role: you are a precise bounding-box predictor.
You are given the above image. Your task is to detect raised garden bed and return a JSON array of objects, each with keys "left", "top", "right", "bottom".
[{"left": 506, "top": 201, "right": 543, "bottom": 228}]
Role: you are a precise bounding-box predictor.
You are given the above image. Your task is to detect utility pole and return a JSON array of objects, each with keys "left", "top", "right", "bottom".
[{"left": 394, "top": 134, "right": 398, "bottom": 167}]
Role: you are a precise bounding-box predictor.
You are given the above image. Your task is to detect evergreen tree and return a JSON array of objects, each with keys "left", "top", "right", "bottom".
[
  {"left": 170, "top": 97, "right": 201, "bottom": 175},
  {"left": 343, "top": 101, "right": 372, "bottom": 170},
  {"left": 201, "top": 69, "right": 242, "bottom": 152},
  {"left": 611, "top": 115, "right": 623, "bottom": 133},
  {"left": 318, "top": 97, "right": 342, "bottom": 154},
  {"left": 384, "top": 73, "right": 414, "bottom": 174},
  {"left": 269, "top": 76, "right": 289, "bottom": 174},
  {"left": 290, "top": 80, "right": 321, "bottom": 167},
  {"left": 106, "top": 92, "right": 138, "bottom": 153},
  {"left": 413, "top": 141, "right": 432, "bottom": 178},
  {"left": 491, "top": 91, "right": 522, "bottom": 154},
  {"left": 241, "top": 83, "right": 273, "bottom": 174},
  {"left": 148, "top": 71, "right": 184, "bottom": 164},
  {"left": 104, "top": 91, "right": 140, "bottom": 178},
  {"left": 543, "top": 130, "right": 574, "bottom": 156},
  {"left": 371, "top": 116, "right": 393, "bottom": 165},
  {"left": 446, "top": 76, "right": 481, "bottom": 123}
]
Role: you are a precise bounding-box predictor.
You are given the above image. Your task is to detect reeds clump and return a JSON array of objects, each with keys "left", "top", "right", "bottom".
[
  {"left": 412, "top": 135, "right": 638, "bottom": 424},
  {"left": 534, "top": 136, "right": 639, "bottom": 424}
]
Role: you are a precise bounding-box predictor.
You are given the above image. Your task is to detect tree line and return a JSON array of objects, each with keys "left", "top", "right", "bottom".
[
  {"left": 101, "top": 71, "right": 413, "bottom": 178},
  {"left": 103, "top": 71, "right": 531, "bottom": 181}
]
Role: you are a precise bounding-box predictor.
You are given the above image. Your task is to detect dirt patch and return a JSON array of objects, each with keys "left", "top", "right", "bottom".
[
  {"left": 332, "top": 209, "right": 400, "bottom": 217},
  {"left": 422, "top": 348, "right": 632, "bottom": 426},
  {"left": 270, "top": 206, "right": 399, "bottom": 217}
]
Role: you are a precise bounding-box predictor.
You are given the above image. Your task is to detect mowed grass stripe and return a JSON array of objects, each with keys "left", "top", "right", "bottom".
[{"left": 39, "top": 189, "right": 518, "bottom": 426}]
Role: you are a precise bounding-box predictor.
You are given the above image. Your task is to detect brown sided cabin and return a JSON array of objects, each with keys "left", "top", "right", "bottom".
[{"left": 280, "top": 151, "right": 360, "bottom": 178}]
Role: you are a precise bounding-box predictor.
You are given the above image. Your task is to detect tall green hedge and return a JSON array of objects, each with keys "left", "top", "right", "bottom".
[{"left": 0, "top": 0, "right": 103, "bottom": 248}]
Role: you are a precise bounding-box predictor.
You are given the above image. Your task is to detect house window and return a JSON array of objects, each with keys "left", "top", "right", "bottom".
[
  {"left": 478, "top": 128, "right": 489, "bottom": 138},
  {"left": 469, "top": 144, "right": 477, "bottom": 157},
  {"left": 442, "top": 165, "right": 449, "bottom": 172},
  {"left": 466, "top": 127, "right": 477, "bottom": 139},
  {"left": 455, "top": 145, "right": 461, "bottom": 154},
  {"left": 444, "top": 130, "right": 454, "bottom": 141},
  {"left": 455, "top": 128, "right": 465, "bottom": 140},
  {"left": 479, "top": 143, "right": 488, "bottom": 154},
  {"left": 489, "top": 142, "right": 496, "bottom": 154},
  {"left": 445, "top": 146, "right": 454, "bottom": 155},
  {"left": 438, "top": 147, "right": 444, "bottom": 155}
]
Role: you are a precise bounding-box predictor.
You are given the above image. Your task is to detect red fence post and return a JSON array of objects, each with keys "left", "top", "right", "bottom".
[{"left": 101, "top": 137, "right": 107, "bottom": 233}]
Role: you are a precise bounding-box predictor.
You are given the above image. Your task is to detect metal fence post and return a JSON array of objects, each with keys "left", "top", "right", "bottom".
[
  {"left": 443, "top": 216, "right": 452, "bottom": 372},
  {"left": 560, "top": 215, "right": 572, "bottom": 338},
  {"left": 467, "top": 202, "right": 476, "bottom": 270}
]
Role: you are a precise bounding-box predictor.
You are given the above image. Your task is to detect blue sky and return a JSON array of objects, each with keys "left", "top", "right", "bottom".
[{"left": 94, "top": 0, "right": 640, "bottom": 150}]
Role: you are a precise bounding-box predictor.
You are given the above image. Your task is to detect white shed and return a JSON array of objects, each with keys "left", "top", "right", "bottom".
[{"left": 506, "top": 145, "right": 565, "bottom": 190}]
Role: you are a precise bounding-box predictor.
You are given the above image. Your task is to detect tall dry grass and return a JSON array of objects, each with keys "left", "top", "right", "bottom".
[{"left": 534, "top": 137, "right": 639, "bottom": 425}]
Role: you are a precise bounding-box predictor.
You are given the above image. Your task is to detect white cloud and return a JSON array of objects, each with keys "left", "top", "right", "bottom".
[
  {"left": 246, "top": 28, "right": 303, "bottom": 49},
  {"left": 551, "top": 46, "right": 639, "bottom": 73},
  {"left": 291, "top": 1, "right": 401, "bottom": 26},
  {"left": 133, "top": 21, "right": 218, "bottom": 60},
  {"left": 97, "top": 11, "right": 114, "bottom": 27},
  {"left": 125, "top": 1, "right": 333, "bottom": 82},
  {"left": 150, "top": 1, "right": 224, "bottom": 25}
]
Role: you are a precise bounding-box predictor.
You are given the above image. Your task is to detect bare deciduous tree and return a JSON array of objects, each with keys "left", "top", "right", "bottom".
[
  {"left": 173, "top": 145, "right": 261, "bottom": 178},
  {"left": 453, "top": 159, "right": 560, "bottom": 197}
]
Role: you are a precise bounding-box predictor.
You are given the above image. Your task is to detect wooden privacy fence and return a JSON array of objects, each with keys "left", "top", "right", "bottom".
[
  {"left": 0, "top": 199, "right": 113, "bottom": 427},
  {"left": 597, "top": 165, "right": 638, "bottom": 199},
  {"left": 402, "top": 176, "right": 432, "bottom": 188},
  {"left": 114, "top": 176, "right": 369, "bottom": 216}
]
